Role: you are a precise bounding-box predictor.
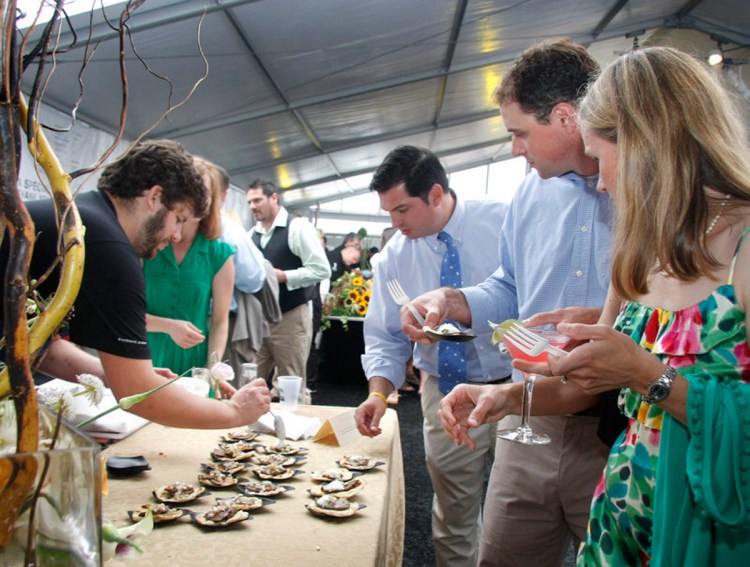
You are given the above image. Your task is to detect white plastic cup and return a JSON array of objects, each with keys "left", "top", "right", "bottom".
[
  {"left": 278, "top": 375, "right": 303, "bottom": 413},
  {"left": 239, "top": 363, "right": 258, "bottom": 388},
  {"left": 190, "top": 367, "right": 211, "bottom": 397}
]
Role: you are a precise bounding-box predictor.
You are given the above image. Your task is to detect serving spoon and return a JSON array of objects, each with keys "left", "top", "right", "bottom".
[{"left": 267, "top": 409, "right": 286, "bottom": 447}]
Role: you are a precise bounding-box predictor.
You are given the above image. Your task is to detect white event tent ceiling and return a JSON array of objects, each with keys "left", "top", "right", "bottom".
[{"left": 19, "top": 0, "right": 750, "bottom": 232}]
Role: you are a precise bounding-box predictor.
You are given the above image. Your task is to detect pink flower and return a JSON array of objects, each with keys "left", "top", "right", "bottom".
[{"left": 210, "top": 362, "right": 235, "bottom": 382}]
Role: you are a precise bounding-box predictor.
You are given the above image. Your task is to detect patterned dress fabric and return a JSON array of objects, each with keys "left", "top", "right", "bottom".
[
  {"left": 144, "top": 233, "right": 234, "bottom": 375},
  {"left": 437, "top": 231, "right": 466, "bottom": 394},
  {"left": 578, "top": 229, "right": 750, "bottom": 566}
]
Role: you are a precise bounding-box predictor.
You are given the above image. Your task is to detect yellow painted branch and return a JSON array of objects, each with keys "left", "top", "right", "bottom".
[{"left": 0, "top": 97, "right": 85, "bottom": 399}]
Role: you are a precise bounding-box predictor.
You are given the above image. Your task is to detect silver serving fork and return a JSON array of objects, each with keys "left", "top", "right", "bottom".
[
  {"left": 385, "top": 279, "right": 426, "bottom": 326},
  {"left": 503, "top": 323, "right": 568, "bottom": 357}
]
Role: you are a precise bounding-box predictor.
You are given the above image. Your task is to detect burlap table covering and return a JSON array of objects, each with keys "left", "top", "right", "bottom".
[{"left": 103, "top": 405, "right": 404, "bottom": 566}]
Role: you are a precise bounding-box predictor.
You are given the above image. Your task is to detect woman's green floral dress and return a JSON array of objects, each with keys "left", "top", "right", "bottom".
[{"left": 578, "top": 229, "right": 750, "bottom": 566}]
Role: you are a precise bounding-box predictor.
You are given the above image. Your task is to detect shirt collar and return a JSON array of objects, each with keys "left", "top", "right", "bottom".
[
  {"left": 254, "top": 206, "right": 288, "bottom": 235},
  {"left": 430, "top": 194, "right": 465, "bottom": 251}
]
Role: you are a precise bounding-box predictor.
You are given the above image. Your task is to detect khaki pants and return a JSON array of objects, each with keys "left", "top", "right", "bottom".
[
  {"left": 478, "top": 414, "right": 609, "bottom": 567},
  {"left": 255, "top": 303, "right": 312, "bottom": 405},
  {"left": 422, "top": 376, "right": 497, "bottom": 567}
]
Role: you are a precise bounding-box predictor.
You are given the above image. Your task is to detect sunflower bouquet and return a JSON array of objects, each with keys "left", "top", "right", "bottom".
[{"left": 322, "top": 271, "right": 373, "bottom": 328}]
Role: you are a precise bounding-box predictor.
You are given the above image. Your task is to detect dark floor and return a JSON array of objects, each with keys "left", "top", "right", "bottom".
[{"left": 312, "top": 377, "right": 575, "bottom": 567}]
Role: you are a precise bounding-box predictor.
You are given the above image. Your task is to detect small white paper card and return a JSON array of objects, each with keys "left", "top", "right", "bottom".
[{"left": 312, "top": 408, "right": 359, "bottom": 446}]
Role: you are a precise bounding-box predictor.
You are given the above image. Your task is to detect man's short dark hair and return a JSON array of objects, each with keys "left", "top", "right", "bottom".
[
  {"left": 493, "top": 38, "right": 600, "bottom": 123},
  {"left": 248, "top": 178, "right": 278, "bottom": 197},
  {"left": 98, "top": 139, "right": 208, "bottom": 216},
  {"left": 370, "top": 145, "right": 450, "bottom": 203},
  {"left": 215, "top": 164, "right": 231, "bottom": 193}
]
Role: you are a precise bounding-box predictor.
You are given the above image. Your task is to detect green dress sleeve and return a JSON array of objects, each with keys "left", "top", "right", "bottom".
[{"left": 651, "top": 373, "right": 750, "bottom": 566}]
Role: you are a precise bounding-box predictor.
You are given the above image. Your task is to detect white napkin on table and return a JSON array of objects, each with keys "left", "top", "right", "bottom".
[{"left": 252, "top": 411, "right": 321, "bottom": 441}]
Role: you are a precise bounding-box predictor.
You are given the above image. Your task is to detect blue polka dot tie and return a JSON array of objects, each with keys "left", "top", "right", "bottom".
[{"left": 437, "top": 231, "right": 466, "bottom": 394}]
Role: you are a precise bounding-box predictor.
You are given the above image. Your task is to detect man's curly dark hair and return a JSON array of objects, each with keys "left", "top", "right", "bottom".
[
  {"left": 493, "top": 38, "right": 600, "bottom": 123},
  {"left": 97, "top": 139, "right": 209, "bottom": 217}
]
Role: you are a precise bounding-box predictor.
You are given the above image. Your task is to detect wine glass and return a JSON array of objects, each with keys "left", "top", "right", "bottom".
[{"left": 496, "top": 325, "right": 570, "bottom": 445}]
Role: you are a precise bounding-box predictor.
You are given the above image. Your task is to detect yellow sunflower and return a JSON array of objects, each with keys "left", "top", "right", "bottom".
[
  {"left": 357, "top": 301, "right": 368, "bottom": 315},
  {"left": 352, "top": 276, "right": 364, "bottom": 287},
  {"left": 348, "top": 289, "right": 361, "bottom": 302}
]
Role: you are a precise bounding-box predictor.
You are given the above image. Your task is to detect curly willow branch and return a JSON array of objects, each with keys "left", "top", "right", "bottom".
[{"left": 0, "top": 95, "right": 85, "bottom": 400}]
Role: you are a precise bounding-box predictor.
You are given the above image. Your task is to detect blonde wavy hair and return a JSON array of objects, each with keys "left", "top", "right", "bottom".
[
  {"left": 579, "top": 46, "right": 750, "bottom": 299},
  {"left": 193, "top": 156, "right": 224, "bottom": 240}
]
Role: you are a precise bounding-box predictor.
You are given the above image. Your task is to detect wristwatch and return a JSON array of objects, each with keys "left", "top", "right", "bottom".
[{"left": 642, "top": 365, "right": 677, "bottom": 404}]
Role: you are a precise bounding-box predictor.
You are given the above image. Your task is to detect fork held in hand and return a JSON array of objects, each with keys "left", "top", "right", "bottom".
[
  {"left": 385, "top": 279, "right": 426, "bottom": 327},
  {"left": 504, "top": 323, "right": 567, "bottom": 357}
]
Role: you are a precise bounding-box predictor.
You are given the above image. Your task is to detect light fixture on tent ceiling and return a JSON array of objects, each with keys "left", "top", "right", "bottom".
[
  {"left": 706, "top": 35, "right": 748, "bottom": 67},
  {"left": 625, "top": 29, "right": 645, "bottom": 52},
  {"left": 614, "top": 30, "right": 645, "bottom": 57},
  {"left": 625, "top": 30, "right": 646, "bottom": 51},
  {"left": 707, "top": 41, "right": 724, "bottom": 66}
]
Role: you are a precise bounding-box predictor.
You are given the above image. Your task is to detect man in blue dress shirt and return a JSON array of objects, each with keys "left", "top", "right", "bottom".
[
  {"left": 404, "top": 39, "right": 613, "bottom": 566},
  {"left": 355, "top": 145, "right": 511, "bottom": 567}
]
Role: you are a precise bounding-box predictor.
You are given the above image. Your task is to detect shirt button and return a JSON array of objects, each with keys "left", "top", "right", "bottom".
[
  {"left": 580, "top": 226, "right": 589, "bottom": 233},
  {"left": 575, "top": 270, "right": 583, "bottom": 277},
  {"left": 586, "top": 181, "right": 595, "bottom": 189}
]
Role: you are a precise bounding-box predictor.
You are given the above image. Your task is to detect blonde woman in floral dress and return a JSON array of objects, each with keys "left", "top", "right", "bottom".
[{"left": 526, "top": 48, "right": 750, "bottom": 565}]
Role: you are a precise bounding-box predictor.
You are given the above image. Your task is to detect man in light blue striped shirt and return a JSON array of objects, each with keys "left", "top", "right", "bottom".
[
  {"left": 405, "top": 39, "right": 614, "bottom": 566},
  {"left": 355, "top": 145, "right": 511, "bottom": 567}
]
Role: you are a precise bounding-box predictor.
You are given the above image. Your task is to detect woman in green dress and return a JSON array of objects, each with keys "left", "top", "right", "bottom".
[{"left": 144, "top": 158, "right": 235, "bottom": 377}]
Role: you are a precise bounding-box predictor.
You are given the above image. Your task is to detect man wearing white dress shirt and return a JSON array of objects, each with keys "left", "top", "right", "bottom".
[
  {"left": 248, "top": 178, "right": 331, "bottom": 404},
  {"left": 355, "top": 145, "right": 511, "bottom": 567}
]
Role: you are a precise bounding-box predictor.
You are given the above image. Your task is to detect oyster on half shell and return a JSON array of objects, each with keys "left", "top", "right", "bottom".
[
  {"left": 338, "top": 455, "right": 382, "bottom": 471},
  {"left": 254, "top": 463, "right": 297, "bottom": 480},
  {"left": 193, "top": 503, "right": 250, "bottom": 528},
  {"left": 128, "top": 502, "right": 184, "bottom": 523},
  {"left": 218, "top": 495, "right": 265, "bottom": 511},
  {"left": 242, "top": 480, "right": 288, "bottom": 497},
  {"left": 153, "top": 482, "right": 206, "bottom": 504},
  {"left": 308, "top": 478, "right": 364, "bottom": 499},
  {"left": 310, "top": 467, "right": 353, "bottom": 482},
  {"left": 198, "top": 469, "right": 240, "bottom": 488},
  {"left": 306, "top": 494, "right": 365, "bottom": 518}
]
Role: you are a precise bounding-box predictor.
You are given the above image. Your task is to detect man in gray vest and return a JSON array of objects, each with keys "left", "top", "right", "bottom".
[{"left": 248, "top": 179, "right": 331, "bottom": 403}]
